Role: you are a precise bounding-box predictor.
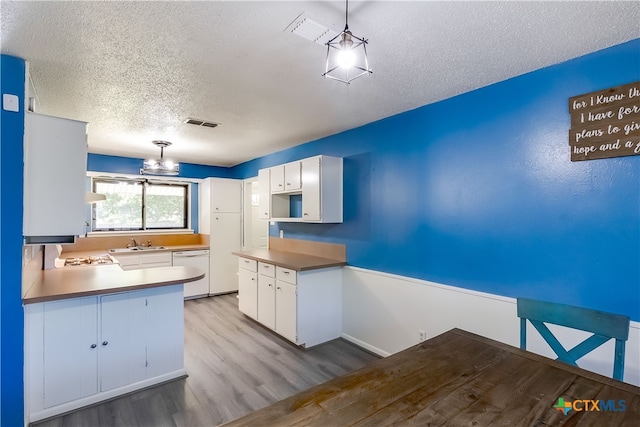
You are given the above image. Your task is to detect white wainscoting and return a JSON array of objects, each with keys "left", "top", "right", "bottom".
[{"left": 341, "top": 266, "right": 640, "bottom": 387}]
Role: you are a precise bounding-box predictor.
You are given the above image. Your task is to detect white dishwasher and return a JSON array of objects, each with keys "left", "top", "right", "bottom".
[{"left": 172, "top": 250, "right": 210, "bottom": 299}]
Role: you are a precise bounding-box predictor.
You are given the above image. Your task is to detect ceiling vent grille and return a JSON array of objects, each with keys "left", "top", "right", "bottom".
[
  {"left": 184, "top": 118, "right": 219, "bottom": 128},
  {"left": 285, "top": 12, "right": 335, "bottom": 46}
]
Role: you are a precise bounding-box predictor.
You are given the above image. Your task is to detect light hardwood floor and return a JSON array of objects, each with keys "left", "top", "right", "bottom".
[{"left": 33, "top": 293, "right": 379, "bottom": 427}]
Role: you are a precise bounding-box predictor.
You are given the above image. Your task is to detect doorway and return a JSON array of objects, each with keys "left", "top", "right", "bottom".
[{"left": 243, "top": 177, "right": 268, "bottom": 249}]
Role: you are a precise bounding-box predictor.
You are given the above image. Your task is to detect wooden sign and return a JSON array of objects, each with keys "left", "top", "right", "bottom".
[{"left": 568, "top": 81, "right": 640, "bottom": 161}]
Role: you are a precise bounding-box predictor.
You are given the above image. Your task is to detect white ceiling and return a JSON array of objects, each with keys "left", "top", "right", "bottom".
[{"left": 2, "top": 1, "right": 639, "bottom": 167}]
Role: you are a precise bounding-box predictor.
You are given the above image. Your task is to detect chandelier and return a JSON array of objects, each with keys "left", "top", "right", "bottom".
[
  {"left": 322, "top": 0, "right": 372, "bottom": 84},
  {"left": 141, "top": 140, "right": 179, "bottom": 176}
]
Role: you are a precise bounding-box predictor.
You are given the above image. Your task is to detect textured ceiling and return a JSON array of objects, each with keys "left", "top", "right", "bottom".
[{"left": 2, "top": 1, "right": 639, "bottom": 167}]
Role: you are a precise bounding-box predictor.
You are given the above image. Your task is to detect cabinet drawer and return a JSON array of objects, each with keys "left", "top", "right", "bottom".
[
  {"left": 238, "top": 257, "right": 257, "bottom": 272},
  {"left": 258, "top": 262, "right": 276, "bottom": 277},
  {"left": 276, "top": 266, "right": 297, "bottom": 285},
  {"left": 141, "top": 252, "right": 171, "bottom": 266}
]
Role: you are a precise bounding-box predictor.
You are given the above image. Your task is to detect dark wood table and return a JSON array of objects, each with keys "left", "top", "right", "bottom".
[{"left": 223, "top": 328, "right": 640, "bottom": 426}]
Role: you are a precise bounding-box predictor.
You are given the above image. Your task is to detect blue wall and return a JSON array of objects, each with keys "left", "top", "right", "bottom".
[
  {"left": 0, "top": 54, "right": 26, "bottom": 427},
  {"left": 87, "top": 153, "right": 234, "bottom": 179},
  {"left": 234, "top": 39, "right": 640, "bottom": 321}
]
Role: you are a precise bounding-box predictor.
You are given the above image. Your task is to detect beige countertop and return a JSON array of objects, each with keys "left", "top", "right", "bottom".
[
  {"left": 23, "top": 265, "right": 205, "bottom": 304},
  {"left": 232, "top": 248, "right": 346, "bottom": 271}
]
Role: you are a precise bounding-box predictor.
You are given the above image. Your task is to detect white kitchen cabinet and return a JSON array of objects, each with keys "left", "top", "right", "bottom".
[
  {"left": 260, "top": 155, "right": 342, "bottom": 223},
  {"left": 257, "top": 262, "right": 276, "bottom": 329},
  {"left": 42, "top": 297, "right": 98, "bottom": 408},
  {"left": 199, "top": 177, "right": 243, "bottom": 294},
  {"left": 237, "top": 257, "right": 342, "bottom": 347},
  {"left": 238, "top": 258, "right": 258, "bottom": 319},
  {"left": 269, "top": 161, "right": 302, "bottom": 193},
  {"left": 100, "top": 292, "right": 147, "bottom": 391},
  {"left": 25, "top": 285, "right": 185, "bottom": 423},
  {"left": 111, "top": 251, "right": 172, "bottom": 271},
  {"left": 210, "top": 213, "right": 242, "bottom": 294},
  {"left": 284, "top": 161, "right": 302, "bottom": 191},
  {"left": 269, "top": 165, "right": 285, "bottom": 193},
  {"left": 199, "top": 178, "right": 242, "bottom": 228},
  {"left": 23, "top": 113, "right": 88, "bottom": 244},
  {"left": 258, "top": 168, "right": 271, "bottom": 220},
  {"left": 275, "top": 280, "right": 297, "bottom": 343}
]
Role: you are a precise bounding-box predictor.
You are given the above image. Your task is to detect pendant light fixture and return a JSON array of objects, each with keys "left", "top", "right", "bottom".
[
  {"left": 322, "top": 0, "right": 372, "bottom": 84},
  {"left": 141, "top": 140, "right": 179, "bottom": 175}
]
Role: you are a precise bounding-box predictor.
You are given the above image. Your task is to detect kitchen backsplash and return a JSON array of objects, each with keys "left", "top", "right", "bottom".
[{"left": 60, "top": 233, "right": 208, "bottom": 253}]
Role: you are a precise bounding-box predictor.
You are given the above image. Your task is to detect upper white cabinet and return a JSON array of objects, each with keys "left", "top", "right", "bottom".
[
  {"left": 199, "top": 178, "right": 242, "bottom": 234},
  {"left": 284, "top": 161, "right": 302, "bottom": 192},
  {"left": 260, "top": 155, "right": 342, "bottom": 223},
  {"left": 269, "top": 165, "right": 285, "bottom": 193},
  {"left": 23, "top": 113, "right": 87, "bottom": 244}
]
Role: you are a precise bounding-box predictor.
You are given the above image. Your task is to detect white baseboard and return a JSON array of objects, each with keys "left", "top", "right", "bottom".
[{"left": 341, "top": 266, "right": 640, "bottom": 386}]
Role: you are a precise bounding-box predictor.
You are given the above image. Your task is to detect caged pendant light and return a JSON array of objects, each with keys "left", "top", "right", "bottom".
[
  {"left": 141, "top": 140, "right": 179, "bottom": 176},
  {"left": 322, "top": 0, "right": 372, "bottom": 84}
]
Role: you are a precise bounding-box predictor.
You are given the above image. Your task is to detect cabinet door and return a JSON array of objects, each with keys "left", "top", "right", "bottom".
[
  {"left": 144, "top": 285, "right": 184, "bottom": 378},
  {"left": 238, "top": 268, "right": 258, "bottom": 319},
  {"left": 284, "top": 161, "right": 301, "bottom": 191},
  {"left": 211, "top": 178, "right": 242, "bottom": 213},
  {"left": 24, "top": 113, "right": 87, "bottom": 241},
  {"left": 43, "top": 297, "right": 98, "bottom": 408},
  {"left": 258, "top": 168, "right": 271, "bottom": 220},
  {"left": 211, "top": 213, "right": 242, "bottom": 294},
  {"left": 270, "top": 165, "right": 285, "bottom": 193},
  {"left": 257, "top": 275, "right": 276, "bottom": 330},
  {"left": 100, "top": 292, "right": 147, "bottom": 392},
  {"left": 275, "top": 280, "right": 297, "bottom": 343},
  {"left": 301, "top": 157, "right": 321, "bottom": 221},
  {"left": 198, "top": 179, "right": 211, "bottom": 234}
]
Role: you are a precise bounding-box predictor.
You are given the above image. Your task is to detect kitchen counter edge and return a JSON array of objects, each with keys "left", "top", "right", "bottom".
[
  {"left": 232, "top": 249, "right": 346, "bottom": 271},
  {"left": 23, "top": 265, "right": 205, "bottom": 304}
]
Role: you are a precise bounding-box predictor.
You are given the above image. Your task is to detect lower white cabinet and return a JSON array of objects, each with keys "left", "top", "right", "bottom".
[
  {"left": 210, "top": 213, "right": 242, "bottom": 294},
  {"left": 238, "top": 258, "right": 258, "bottom": 319},
  {"left": 25, "top": 285, "right": 185, "bottom": 423},
  {"left": 237, "top": 256, "right": 342, "bottom": 347},
  {"left": 111, "top": 251, "right": 172, "bottom": 271}
]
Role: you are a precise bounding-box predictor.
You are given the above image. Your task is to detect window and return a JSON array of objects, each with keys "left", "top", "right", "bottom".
[{"left": 92, "top": 178, "right": 188, "bottom": 231}]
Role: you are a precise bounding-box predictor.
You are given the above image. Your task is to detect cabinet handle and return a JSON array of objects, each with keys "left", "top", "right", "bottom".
[
  {"left": 278, "top": 184, "right": 283, "bottom": 187},
  {"left": 263, "top": 265, "right": 270, "bottom": 268},
  {"left": 283, "top": 271, "right": 290, "bottom": 274},
  {"left": 276, "top": 286, "right": 281, "bottom": 290},
  {"left": 90, "top": 344, "right": 97, "bottom": 349},
  {"left": 102, "top": 341, "right": 109, "bottom": 346},
  {"left": 286, "top": 182, "right": 291, "bottom": 186},
  {"left": 215, "top": 207, "right": 219, "bottom": 210},
  {"left": 303, "top": 213, "right": 309, "bottom": 216},
  {"left": 268, "top": 284, "right": 272, "bottom": 287}
]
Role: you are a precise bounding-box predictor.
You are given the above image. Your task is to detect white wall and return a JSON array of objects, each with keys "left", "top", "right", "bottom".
[{"left": 341, "top": 266, "right": 640, "bottom": 386}]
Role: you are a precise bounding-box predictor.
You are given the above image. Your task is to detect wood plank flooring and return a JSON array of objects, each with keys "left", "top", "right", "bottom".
[{"left": 33, "top": 293, "right": 379, "bottom": 427}]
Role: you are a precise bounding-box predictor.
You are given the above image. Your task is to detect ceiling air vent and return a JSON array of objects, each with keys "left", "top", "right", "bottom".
[
  {"left": 183, "top": 118, "right": 219, "bottom": 128},
  {"left": 284, "top": 12, "right": 335, "bottom": 46}
]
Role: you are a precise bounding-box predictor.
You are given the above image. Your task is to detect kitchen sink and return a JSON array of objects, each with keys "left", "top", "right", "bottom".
[{"left": 109, "top": 246, "right": 166, "bottom": 253}]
